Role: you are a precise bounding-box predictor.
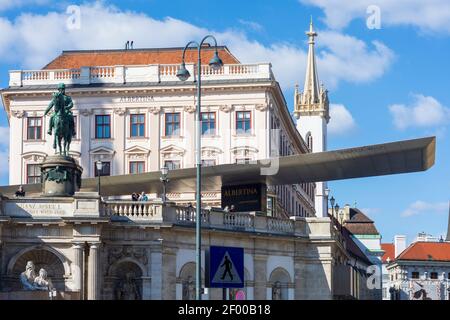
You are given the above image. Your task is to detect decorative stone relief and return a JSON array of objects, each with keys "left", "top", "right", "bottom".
[
  {"left": 128, "top": 154, "right": 147, "bottom": 161},
  {"left": 183, "top": 105, "right": 196, "bottom": 113},
  {"left": 201, "top": 148, "right": 222, "bottom": 157},
  {"left": 23, "top": 154, "right": 46, "bottom": 162},
  {"left": 108, "top": 246, "right": 148, "bottom": 266},
  {"left": 114, "top": 108, "right": 127, "bottom": 116},
  {"left": 148, "top": 106, "right": 161, "bottom": 115},
  {"left": 255, "top": 104, "right": 268, "bottom": 111},
  {"left": 80, "top": 109, "right": 93, "bottom": 116},
  {"left": 219, "top": 105, "right": 233, "bottom": 113},
  {"left": 11, "top": 110, "right": 25, "bottom": 118}
]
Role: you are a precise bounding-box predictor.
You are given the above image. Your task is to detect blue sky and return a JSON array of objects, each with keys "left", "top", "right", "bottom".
[{"left": 0, "top": 0, "right": 449, "bottom": 244}]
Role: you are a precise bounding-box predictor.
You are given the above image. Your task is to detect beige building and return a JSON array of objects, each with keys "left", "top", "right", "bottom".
[{"left": 1, "top": 45, "right": 315, "bottom": 219}]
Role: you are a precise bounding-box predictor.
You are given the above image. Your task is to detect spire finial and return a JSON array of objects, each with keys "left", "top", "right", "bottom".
[{"left": 306, "top": 16, "right": 317, "bottom": 44}]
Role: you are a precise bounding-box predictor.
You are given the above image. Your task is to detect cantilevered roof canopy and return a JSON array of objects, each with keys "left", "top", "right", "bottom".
[{"left": 0, "top": 137, "right": 435, "bottom": 197}]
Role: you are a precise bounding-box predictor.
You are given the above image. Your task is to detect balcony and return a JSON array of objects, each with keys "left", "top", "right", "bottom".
[
  {"left": 0, "top": 196, "right": 333, "bottom": 239},
  {"left": 8, "top": 63, "right": 274, "bottom": 87}
]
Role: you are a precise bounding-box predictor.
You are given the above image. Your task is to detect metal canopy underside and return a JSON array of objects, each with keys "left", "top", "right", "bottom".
[{"left": 0, "top": 136, "right": 435, "bottom": 197}]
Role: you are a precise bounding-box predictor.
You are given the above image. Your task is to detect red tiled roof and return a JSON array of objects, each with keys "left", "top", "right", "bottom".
[
  {"left": 381, "top": 243, "right": 395, "bottom": 263},
  {"left": 43, "top": 46, "right": 240, "bottom": 70},
  {"left": 397, "top": 242, "right": 450, "bottom": 262},
  {"left": 343, "top": 208, "right": 379, "bottom": 235}
]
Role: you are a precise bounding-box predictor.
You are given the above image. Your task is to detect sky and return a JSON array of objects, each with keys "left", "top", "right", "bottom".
[{"left": 0, "top": 0, "right": 449, "bottom": 244}]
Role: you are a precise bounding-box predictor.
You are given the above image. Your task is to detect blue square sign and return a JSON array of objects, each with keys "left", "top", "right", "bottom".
[{"left": 206, "top": 246, "right": 244, "bottom": 288}]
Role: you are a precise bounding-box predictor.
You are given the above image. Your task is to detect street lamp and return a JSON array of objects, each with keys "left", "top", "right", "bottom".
[
  {"left": 177, "top": 35, "right": 223, "bottom": 301},
  {"left": 95, "top": 160, "right": 103, "bottom": 196},
  {"left": 330, "top": 196, "right": 335, "bottom": 218},
  {"left": 160, "top": 166, "right": 169, "bottom": 204}
]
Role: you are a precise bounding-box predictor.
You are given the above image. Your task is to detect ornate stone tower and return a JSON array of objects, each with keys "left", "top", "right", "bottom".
[{"left": 294, "top": 19, "right": 330, "bottom": 218}]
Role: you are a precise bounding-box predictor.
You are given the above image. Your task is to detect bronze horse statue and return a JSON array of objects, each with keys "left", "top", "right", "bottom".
[{"left": 44, "top": 83, "right": 75, "bottom": 156}]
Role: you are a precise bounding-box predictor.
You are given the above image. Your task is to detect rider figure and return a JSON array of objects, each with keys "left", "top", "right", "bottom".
[{"left": 44, "top": 83, "right": 75, "bottom": 137}]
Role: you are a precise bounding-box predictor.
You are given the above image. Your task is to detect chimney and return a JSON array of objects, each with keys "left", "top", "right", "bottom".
[
  {"left": 394, "top": 235, "right": 406, "bottom": 257},
  {"left": 343, "top": 204, "right": 351, "bottom": 221}
]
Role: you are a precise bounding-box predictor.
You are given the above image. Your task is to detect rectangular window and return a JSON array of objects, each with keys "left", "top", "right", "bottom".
[
  {"left": 27, "top": 164, "right": 41, "bottom": 184},
  {"left": 411, "top": 272, "right": 419, "bottom": 279},
  {"left": 165, "top": 113, "right": 180, "bottom": 136},
  {"left": 95, "top": 115, "right": 111, "bottom": 139},
  {"left": 164, "top": 160, "right": 180, "bottom": 170},
  {"left": 236, "top": 111, "right": 251, "bottom": 135},
  {"left": 201, "top": 112, "right": 216, "bottom": 135},
  {"left": 27, "top": 117, "right": 42, "bottom": 140},
  {"left": 94, "top": 161, "right": 111, "bottom": 176},
  {"left": 130, "top": 114, "right": 145, "bottom": 138},
  {"left": 430, "top": 272, "right": 438, "bottom": 279},
  {"left": 129, "top": 161, "right": 145, "bottom": 174},
  {"left": 201, "top": 159, "right": 216, "bottom": 167}
]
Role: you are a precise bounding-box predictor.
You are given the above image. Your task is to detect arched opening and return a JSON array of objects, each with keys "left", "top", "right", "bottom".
[
  {"left": 109, "top": 260, "right": 143, "bottom": 300},
  {"left": 11, "top": 249, "right": 66, "bottom": 291},
  {"left": 178, "top": 262, "right": 204, "bottom": 300},
  {"left": 269, "top": 267, "right": 291, "bottom": 300}
]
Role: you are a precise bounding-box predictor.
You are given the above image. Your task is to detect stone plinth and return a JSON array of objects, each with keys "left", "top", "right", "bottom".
[
  {"left": 41, "top": 155, "right": 83, "bottom": 197},
  {"left": 0, "top": 291, "right": 80, "bottom": 300}
]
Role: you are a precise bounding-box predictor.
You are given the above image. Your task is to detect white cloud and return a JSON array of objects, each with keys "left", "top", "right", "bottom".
[
  {"left": 0, "top": 0, "right": 49, "bottom": 11},
  {"left": 0, "top": 126, "right": 9, "bottom": 147},
  {"left": 0, "top": 126, "right": 9, "bottom": 176},
  {"left": 0, "top": 2, "right": 394, "bottom": 90},
  {"left": 328, "top": 104, "right": 356, "bottom": 135},
  {"left": 238, "top": 19, "right": 264, "bottom": 32},
  {"left": 0, "top": 149, "right": 8, "bottom": 175},
  {"left": 360, "top": 208, "right": 381, "bottom": 216},
  {"left": 299, "top": 0, "right": 450, "bottom": 34},
  {"left": 389, "top": 94, "right": 450, "bottom": 130},
  {"left": 317, "top": 32, "right": 394, "bottom": 87},
  {"left": 401, "top": 200, "right": 448, "bottom": 217}
]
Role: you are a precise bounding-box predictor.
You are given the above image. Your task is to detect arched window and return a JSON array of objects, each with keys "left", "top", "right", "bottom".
[
  {"left": 306, "top": 132, "right": 313, "bottom": 152},
  {"left": 269, "top": 267, "right": 291, "bottom": 300}
]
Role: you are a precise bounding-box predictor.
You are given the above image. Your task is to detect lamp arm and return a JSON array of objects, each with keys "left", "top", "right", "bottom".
[
  {"left": 181, "top": 40, "right": 200, "bottom": 63},
  {"left": 199, "top": 35, "right": 219, "bottom": 51}
]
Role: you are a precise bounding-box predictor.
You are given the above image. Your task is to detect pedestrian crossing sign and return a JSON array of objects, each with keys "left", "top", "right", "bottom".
[{"left": 206, "top": 246, "right": 244, "bottom": 288}]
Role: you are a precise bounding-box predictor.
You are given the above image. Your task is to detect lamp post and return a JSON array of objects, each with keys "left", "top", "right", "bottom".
[
  {"left": 160, "top": 166, "right": 169, "bottom": 204},
  {"left": 95, "top": 160, "right": 103, "bottom": 196},
  {"left": 330, "top": 196, "right": 335, "bottom": 218},
  {"left": 177, "top": 35, "right": 223, "bottom": 300}
]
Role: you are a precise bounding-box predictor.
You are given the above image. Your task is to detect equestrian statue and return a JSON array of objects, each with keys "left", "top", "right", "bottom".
[{"left": 44, "top": 83, "right": 76, "bottom": 156}]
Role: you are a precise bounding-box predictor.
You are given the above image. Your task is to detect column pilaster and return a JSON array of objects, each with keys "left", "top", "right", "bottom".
[
  {"left": 72, "top": 242, "right": 84, "bottom": 299},
  {"left": 87, "top": 242, "right": 100, "bottom": 300}
]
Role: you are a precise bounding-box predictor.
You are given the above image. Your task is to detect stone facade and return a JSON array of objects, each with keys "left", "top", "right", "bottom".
[
  {"left": 0, "top": 194, "right": 337, "bottom": 300},
  {"left": 1, "top": 54, "right": 315, "bottom": 219}
]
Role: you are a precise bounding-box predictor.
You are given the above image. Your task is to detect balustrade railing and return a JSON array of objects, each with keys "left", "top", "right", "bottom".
[
  {"left": 267, "top": 217, "right": 294, "bottom": 234},
  {"left": 175, "top": 206, "right": 210, "bottom": 224},
  {"left": 102, "top": 201, "right": 158, "bottom": 220},
  {"left": 223, "top": 212, "right": 254, "bottom": 229},
  {"left": 10, "top": 63, "right": 273, "bottom": 87}
]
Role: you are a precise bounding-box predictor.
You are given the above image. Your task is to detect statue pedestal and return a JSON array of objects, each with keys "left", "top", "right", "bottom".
[
  {"left": 0, "top": 291, "right": 80, "bottom": 300},
  {"left": 41, "top": 155, "right": 83, "bottom": 197}
]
